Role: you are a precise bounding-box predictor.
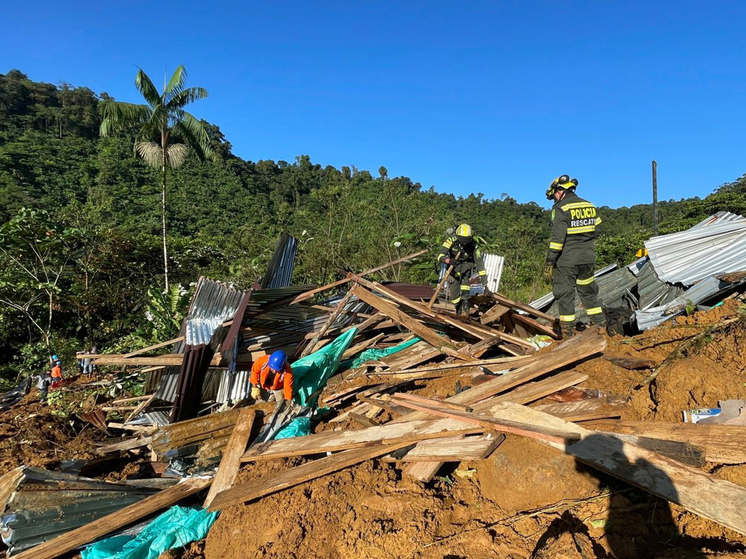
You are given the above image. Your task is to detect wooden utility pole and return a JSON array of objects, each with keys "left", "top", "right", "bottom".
[{"left": 652, "top": 160, "right": 659, "bottom": 236}]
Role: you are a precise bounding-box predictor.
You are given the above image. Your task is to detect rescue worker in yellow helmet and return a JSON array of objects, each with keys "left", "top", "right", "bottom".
[
  {"left": 544, "top": 175, "right": 606, "bottom": 338},
  {"left": 437, "top": 224, "right": 490, "bottom": 316}
]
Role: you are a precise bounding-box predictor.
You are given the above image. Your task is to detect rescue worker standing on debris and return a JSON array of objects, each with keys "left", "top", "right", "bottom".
[
  {"left": 249, "top": 350, "right": 294, "bottom": 412},
  {"left": 50, "top": 355, "right": 63, "bottom": 388},
  {"left": 544, "top": 175, "right": 606, "bottom": 338},
  {"left": 437, "top": 224, "right": 490, "bottom": 316}
]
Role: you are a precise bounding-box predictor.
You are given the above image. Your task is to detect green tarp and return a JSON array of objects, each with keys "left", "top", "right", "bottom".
[
  {"left": 351, "top": 336, "right": 421, "bottom": 368},
  {"left": 82, "top": 506, "right": 218, "bottom": 559},
  {"left": 291, "top": 328, "right": 357, "bottom": 408}
]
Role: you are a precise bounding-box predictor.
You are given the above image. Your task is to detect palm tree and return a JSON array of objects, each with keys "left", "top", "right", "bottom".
[{"left": 100, "top": 65, "right": 214, "bottom": 290}]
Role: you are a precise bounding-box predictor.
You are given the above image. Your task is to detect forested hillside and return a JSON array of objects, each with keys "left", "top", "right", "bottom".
[{"left": 1, "top": 69, "right": 744, "bottom": 380}]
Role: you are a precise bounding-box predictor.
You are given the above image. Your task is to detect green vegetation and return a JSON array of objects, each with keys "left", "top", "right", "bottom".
[{"left": 1, "top": 68, "right": 744, "bottom": 380}]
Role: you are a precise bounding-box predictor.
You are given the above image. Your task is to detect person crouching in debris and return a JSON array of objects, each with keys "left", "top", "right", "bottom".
[
  {"left": 544, "top": 175, "right": 606, "bottom": 338},
  {"left": 249, "top": 350, "right": 294, "bottom": 412},
  {"left": 437, "top": 224, "right": 490, "bottom": 316}
]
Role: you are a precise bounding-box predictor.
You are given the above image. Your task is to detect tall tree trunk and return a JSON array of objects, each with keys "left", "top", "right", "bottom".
[{"left": 161, "top": 132, "right": 169, "bottom": 292}]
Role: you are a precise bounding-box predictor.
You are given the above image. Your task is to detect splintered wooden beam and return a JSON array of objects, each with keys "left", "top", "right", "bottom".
[
  {"left": 487, "top": 401, "right": 746, "bottom": 537},
  {"left": 385, "top": 433, "right": 506, "bottom": 462},
  {"left": 349, "top": 285, "right": 464, "bottom": 357},
  {"left": 209, "top": 441, "right": 413, "bottom": 511},
  {"left": 489, "top": 292, "right": 558, "bottom": 323},
  {"left": 534, "top": 398, "right": 623, "bottom": 422},
  {"left": 13, "top": 476, "right": 213, "bottom": 559},
  {"left": 203, "top": 408, "right": 256, "bottom": 508},
  {"left": 480, "top": 303, "right": 511, "bottom": 325}
]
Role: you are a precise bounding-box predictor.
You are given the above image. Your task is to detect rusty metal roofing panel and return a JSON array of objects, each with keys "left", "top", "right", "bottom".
[
  {"left": 645, "top": 213, "right": 746, "bottom": 286},
  {"left": 261, "top": 233, "right": 298, "bottom": 289},
  {"left": 382, "top": 283, "right": 435, "bottom": 301}
]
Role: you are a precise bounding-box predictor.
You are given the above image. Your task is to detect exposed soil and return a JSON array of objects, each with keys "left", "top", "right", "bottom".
[{"left": 205, "top": 299, "right": 746, "bottom": 559}]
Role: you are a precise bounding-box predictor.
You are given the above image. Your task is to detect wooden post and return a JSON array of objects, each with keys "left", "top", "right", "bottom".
[
  {"left": 302, "top": 291, "right": 354, "bottom": 357},
  {"left": 427, "top": 251, "right": 460, "bottom": 309},
  {"left": 652, "top": 160, "right": 658, "bottom": 236}
]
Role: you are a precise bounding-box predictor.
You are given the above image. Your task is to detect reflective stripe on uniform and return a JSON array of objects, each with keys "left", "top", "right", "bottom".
[
  {"left": 478, "top": 270, "right": 487, "bottom": 276},
  {"left": 576, "top": 276, "right": 595, "bottom": 285},
  {"left": 442, "top": 238, "right": 453, "bottom": 248},
  {"left": 595, "top": 217, "right": 603, "bottom": 225},
  {"left": 549, "top": 242, "right": 564, "bottom": 251},
  {"left": 560, "top": 202, "right": 594, "bottom": 211},
  {"left": 451, "top": 297, "right": 461, "bottom": 304},
  {"left": 438, "top": 253, "right": 447, "bottom": 261},
  {"left": 586, "top": 307, "right": 603, "bottom": 315},
  {"left": 568, "top": 225, "right": 595, "bottom": 234},
  {"left": 560, "top": 314, "right": 576, "bottom": 322},
  {"left": 460, "top": 285, "right": 471, "bottom": 291}
]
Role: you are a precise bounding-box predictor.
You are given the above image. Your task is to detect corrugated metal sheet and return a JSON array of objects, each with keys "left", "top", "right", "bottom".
[
  {"left": 645, "top": 213, "right": 746, "bottom": 286},
  {"left": 636, "top": 275, "right": 735, "bottom": 330},
  {"left": 216, "top": 369, "right": 250, "bottom": 403},
  {"left": 383, "top": 283, "right": 435, "bottom": 301},
  {"left": 261, "top": 233, "right": 298, "bottom": 289},
  {"left": 483, "top": 253, "right": 504, "bottom": 292},
  {"left": 636, "top": 259, "right": 683, "bottom": 309},
  {"left": 0, "top": 467, "right": 162, "bottom": 555},
  {"left": 529, "top": 264, "right": 619, "bottom": 311},
  {"left": 542, "top": 266, "right": 637, "bottom": 321},
  {"left": 691, "top": 210, "right": 746, "bottom": 229},
  {"left": 185, "top": 278, "right": 246, "bottom": 345}
]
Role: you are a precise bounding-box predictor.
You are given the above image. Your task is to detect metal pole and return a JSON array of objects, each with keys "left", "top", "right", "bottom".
[{"left": 652, "top": 160, "right": 658, "bottom": 236}]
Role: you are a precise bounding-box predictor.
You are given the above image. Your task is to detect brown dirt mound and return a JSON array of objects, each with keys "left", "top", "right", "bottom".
[{"left": 205, "top": 300, "right": 746, "bottom": 558}]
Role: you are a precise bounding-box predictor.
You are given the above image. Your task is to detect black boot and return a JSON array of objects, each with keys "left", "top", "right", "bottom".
[
  {"left": 590, "top": 313, "right": 607, "bottom": 334},
  {"left": 560, "top": 322, "right": 576, "bottom": 339},
  {"left": 457, "top": 301, "right": 470, "bottom": 317}
]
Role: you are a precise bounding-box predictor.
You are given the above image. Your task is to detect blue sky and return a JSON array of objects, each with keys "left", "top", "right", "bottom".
[{"left": 2, "top": 1, "right": 745, "bottom": 208}]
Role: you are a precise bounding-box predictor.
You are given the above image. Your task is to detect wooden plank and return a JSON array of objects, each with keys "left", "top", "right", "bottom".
[
  {"left": 480, "top": 303, "right": 511, "bottom": 325},
  {"left": 303, "top": 291, "right": 354, "bottom": 357},
  {"left": 463, "top": 335, "right": 503, "bottom": 358},
  {"left": 95, "top": 436, "right": 152, "bottom": 455},
  {"left": 241, "top": 417, "right": 484, "bottom": 462},
  {"left": 349, "top": 412, "right": 379, "bottom": 428},
  {"left": 396, "top": 433, "right": 505, "bottom": 462},
  {"left": 510, "top": 311, "right": 559, "bottom": 338},
  {"left": 585, "top": 421, "right": 746, "bottom": 464},
  {"left": 209, "top": 441, "right": 412, "bottom": 512},
  {"left": 486, "top": 401, "right": 746, "bottom": 537},
  {"left": 389, "top": 397, "right": 580, "bottom": 445},
  {"left": 357, "top": 395, "right": 412, "bottom": 416},
  {"left": 598, "top": 432, "right": 706, "bottom": 468},
  {"left": 13, "top": 476, "right": 213, "bottom": 559},
  {"left": 125, "top": 393, "right": 156, "bottom": 422},
  {"left": 111, "top": 395, "right": 153, "bottom": 405},
  {"left": 489, "top": 292, "right": 558, "bottom": 323},
  {"left": 123, "top": 337, "right": 185, "bottom": 358},
  {"left": 494, "top": 371, "right": 589, "bottom": 405},
  {"left": 403, "top": 330, "right": 605, "bottom": 480},
  {"left": 534, "top": 398, "right": 624, "bottom": 422},
  {"left": 203, "top": 408, "right": 256, "bottom": 508},
  {"left": 355, "top": 276, "right": 534, "bottom": 349},
  {"left": 392, "top": 392, "right": 473, "bottom": 412},
  {"left": 373, "top": 354, "right": 535, "bottom": 376},
  {"left": 349, "top": 285, "right": 463, "bottom": 357}
]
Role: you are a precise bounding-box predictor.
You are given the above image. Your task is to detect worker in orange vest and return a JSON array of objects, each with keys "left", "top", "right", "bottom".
[
  {"left": 50, "top": 355, "right": 63, "bottom": 388},
  {"left": 249, "top": 350, "right": 294, "bottom": 412}
]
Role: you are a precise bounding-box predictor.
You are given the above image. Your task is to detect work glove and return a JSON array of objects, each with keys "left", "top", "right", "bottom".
[
  {"left": 250, "top": 385, "right": 261, "bottom": 400},
  {"left": 544, "top": 263, "right": 555, "bottom": 283}
]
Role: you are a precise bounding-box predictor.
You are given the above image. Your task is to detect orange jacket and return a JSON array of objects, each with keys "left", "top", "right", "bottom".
[
  {"left": 249, "top": 355, "right": 294, "bottom": 401},
  {"left": 50, "top": 364, "right": 63, "bottom": 379}
]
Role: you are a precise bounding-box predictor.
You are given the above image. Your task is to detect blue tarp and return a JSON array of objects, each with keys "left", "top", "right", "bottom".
[{"left": 82, "top": 506, "right": 218, "bottom": 559}]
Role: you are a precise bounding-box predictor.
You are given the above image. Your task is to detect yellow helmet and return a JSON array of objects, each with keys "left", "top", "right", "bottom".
[
  {"left": 455, "top": 224, "right": 474, "bottom": 245},
  {"left": 546, "top": 175, "right": 578, "bottom": 200}
]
